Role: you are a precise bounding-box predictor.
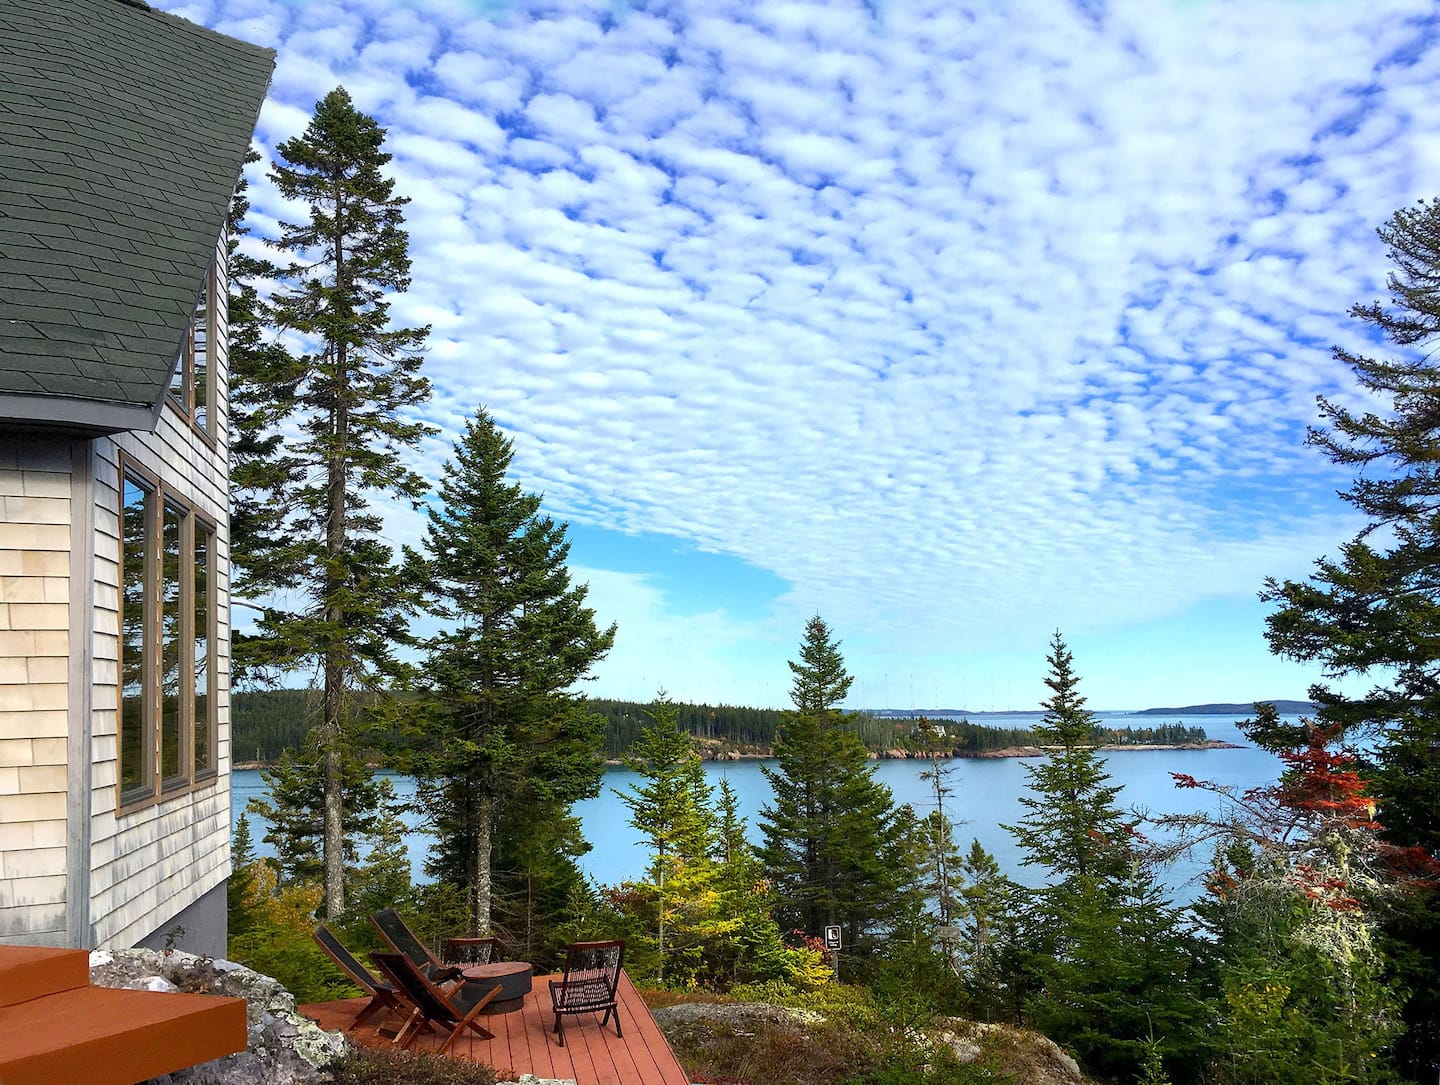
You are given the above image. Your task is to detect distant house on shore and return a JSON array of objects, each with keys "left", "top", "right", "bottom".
[{"left": 0, "top": 0, "right": 272, "bottom": 955}]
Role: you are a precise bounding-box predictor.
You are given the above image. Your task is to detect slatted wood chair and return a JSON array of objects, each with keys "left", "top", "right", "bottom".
[
  {"left": 370, "top": 908, "right": 500, "bottom": 983},
  {"left": 311, "top": 925, "right": 405, "bottom": 1031},
  {"left": 370, "top": 951, "right": 501, "bottom": 1054},
  {"left": 549, "top": 939, "right": 625, "bottom": 1047}
]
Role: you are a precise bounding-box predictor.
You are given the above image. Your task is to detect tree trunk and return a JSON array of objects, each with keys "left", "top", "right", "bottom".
[
  {"left": 657, "top": 850, "right": 667, "bottom": 984},
  {"left": 472, "top": 793, "right": 492, "bottom": 935},
  {"left": 321, "top": 701, "right": 344, "bottom": 919},
  {"left": 321, "top": 212, "right": 348, "bottom": 920}
]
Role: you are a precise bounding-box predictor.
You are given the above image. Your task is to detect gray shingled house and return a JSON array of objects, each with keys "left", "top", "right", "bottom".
[{"left": 0, "top": 0, "right": 273, "bottom": 955}]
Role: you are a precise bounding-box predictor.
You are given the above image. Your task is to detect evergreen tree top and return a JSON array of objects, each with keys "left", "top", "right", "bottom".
[
  {"left": 788, "top": 614, "right": 853, "bottom": 716},
  {"left": 1314, "top": 198, "right": 1440, "bottom": 526},
  {"left": 1037, "top": 630, "right": 1095, "bottom": 749}
]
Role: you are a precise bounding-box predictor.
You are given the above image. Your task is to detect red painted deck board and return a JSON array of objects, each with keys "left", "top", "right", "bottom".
[
  {"left": 0, "top": 945, "right": 249, "bottom": 1085},
  {"left": 301, "top": 970, "right": 690, "bottom": 1085}
]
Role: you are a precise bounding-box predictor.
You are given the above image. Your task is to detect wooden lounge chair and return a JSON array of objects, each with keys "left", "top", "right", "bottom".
[
  {"left": 370, "top": 951, "right": 501, "bottom": 1054},
  {"left": 370, "top": 907, "right": 499, "bottom": 983},
  {"left": 549, "top": 940, "right": 625, "bottom": 1047},
  {"left": 312, "top": 925, "right": 406, "bottom": 1031}
]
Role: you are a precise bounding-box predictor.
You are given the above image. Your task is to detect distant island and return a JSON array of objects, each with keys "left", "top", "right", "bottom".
[
  {"left": 1131, "top": 700, "right": 1315, "bottom": 716},
  {"left": 869, "top": 700, "right": 1315, "bottom": 719}
]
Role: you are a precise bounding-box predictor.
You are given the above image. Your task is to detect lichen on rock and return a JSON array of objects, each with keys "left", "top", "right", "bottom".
[{"left": 89, "top": 948, "right": 348, "bottom": 1085}]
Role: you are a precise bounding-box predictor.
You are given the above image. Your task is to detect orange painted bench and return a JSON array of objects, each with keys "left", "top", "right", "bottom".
[{"left": 0, "top": 945, "right": 248, "bottom": 1085}]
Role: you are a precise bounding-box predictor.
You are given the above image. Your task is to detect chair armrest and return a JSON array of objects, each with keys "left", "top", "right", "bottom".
[{"left": 428, "top": 963, "right": 464, "bottom": 983}]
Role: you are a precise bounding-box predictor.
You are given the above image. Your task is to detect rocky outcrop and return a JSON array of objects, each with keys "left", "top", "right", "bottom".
[
  {"left": 89, "top": 948, "right": 347, "bottom": 1085},
  {"left": 935, "top": 1019, "right": 1087, "bottom": 1085},
  {"left": 651, "top": 1000, "right": 1094, "bottom": 1085}
]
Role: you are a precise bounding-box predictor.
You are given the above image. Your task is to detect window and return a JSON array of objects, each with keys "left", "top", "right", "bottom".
[
  {"left": 169, "top": 259, "right": 215, "bottom": 436},
  {"left": 118, "top": 461, "right": 218, "bottom": 808}
]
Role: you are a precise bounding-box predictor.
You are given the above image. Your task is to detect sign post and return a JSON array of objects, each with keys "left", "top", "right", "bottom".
[{"left": 823, "top": 924, "right": 842, "bottom": 981}]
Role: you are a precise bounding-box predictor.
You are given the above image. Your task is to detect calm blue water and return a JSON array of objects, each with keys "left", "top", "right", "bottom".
[{"left": 231, "top": 714, "right": 1285, "bottom": 903}]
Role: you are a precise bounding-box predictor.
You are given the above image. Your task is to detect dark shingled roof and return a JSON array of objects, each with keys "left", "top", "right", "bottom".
[{"left": 0, "top": 0, "right": 274, "bottom": 434}]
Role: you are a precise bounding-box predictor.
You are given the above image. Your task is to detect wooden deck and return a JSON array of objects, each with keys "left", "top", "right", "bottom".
[
  {"left": 300, "top": 969, "right": 691, "bottom": 1085},
  {"left": 0, "top": 945, "right": 248, "bottom": 1085}
]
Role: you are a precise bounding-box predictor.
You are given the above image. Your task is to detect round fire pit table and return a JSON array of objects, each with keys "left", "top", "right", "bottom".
[{"left": 461, "top": 961, "right": 533, "bottom": 1015}]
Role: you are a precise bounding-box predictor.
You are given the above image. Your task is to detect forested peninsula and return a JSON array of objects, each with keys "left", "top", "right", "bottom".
[{"left": 231, "top": 688, "right": 1224, "bottom": 767}]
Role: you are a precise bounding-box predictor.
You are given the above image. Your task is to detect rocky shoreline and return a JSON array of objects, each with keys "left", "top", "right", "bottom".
[
  {"left": 237, "top": 741, "right": 1242, "bottom": 772},
  {"left": 668, "top": 739, "right": 1244, "bottom": 764}
]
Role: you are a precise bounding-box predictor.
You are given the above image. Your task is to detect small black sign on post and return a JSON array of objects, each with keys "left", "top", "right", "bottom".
[{"left": 823, "top": 924, "right": 842, "bottom": 980}]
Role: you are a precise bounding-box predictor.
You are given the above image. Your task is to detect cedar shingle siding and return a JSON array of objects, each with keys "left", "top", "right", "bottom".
[{"left": 0, "top": 0, "right": 272, "bottom": 953}]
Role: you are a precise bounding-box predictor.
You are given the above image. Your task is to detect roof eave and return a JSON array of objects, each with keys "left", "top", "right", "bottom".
[{"left": 0, "top": 392, "right": 164, "bottom": 437}]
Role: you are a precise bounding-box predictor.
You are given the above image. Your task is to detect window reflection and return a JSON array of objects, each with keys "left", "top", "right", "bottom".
[
  {"left": 169, "top": 264, "right": 213, "bottom": 434},
  {"left": 194, "top": 523, "right": 213, "bottom": 775},
  {"left": 120, "top": 463, "right": 218, "bottom": 806},
  {"left": 120, "top": 475, "right": 153, "bottom": 800},
  {"left": 161, "top": 502, "right": 184, "bottom": 786},
  {"left": 193, "top": 298, "right": 208, "bottom": 433}
]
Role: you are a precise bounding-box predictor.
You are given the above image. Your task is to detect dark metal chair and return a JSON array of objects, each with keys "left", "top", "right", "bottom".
[
  {"left": 442, "top": 935, "right": 502, "bottom": 967},
  {"left": 370, "top": 907, "right": 499, "bottom": 983},
  {"left": 311, "top": 925, "right": 404, "bottom": 1031},
  {"left": 370, "top": 951, "right": 501, "bottom": 1053},
  {"left": 548, "top": 939, "right": 625, "bottom": 1047}
]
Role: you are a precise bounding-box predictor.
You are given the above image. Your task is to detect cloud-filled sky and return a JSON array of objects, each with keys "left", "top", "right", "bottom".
[{"left": 171, "top": 0, "right": 1440, "bottom": 711}]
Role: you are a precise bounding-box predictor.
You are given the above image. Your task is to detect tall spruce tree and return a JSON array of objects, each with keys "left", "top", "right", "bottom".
[
  {"left": 416, "top": 408, "right": 614, "bottom": 937},
  {"left": 1005, "top": 634, "right": 1201, "bottom": 1081},
  {"left": 226, "top": 151, "right": 301, "bottom": 685},
  {"left": 1006, "top": 632, "right": 1129, "bottom": 882},
  {"left": 758, "top": 616, "right": 920, "bottom": 947},
  {"left": 237, "top": 87, "right": 434, "bottom": 917},
  {"left": 1261, "top": 197, "right": 1440, "bottom": 1075}
]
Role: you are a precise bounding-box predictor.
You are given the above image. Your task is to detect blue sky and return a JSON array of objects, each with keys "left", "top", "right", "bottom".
[{"left": 170, "top": 0, "right": 1440, "bottom": 711}]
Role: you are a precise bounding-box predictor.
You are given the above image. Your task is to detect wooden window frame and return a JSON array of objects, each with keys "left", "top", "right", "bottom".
[
  {"left": 117, "top": 454, "right": 219, "bottom": 813},
  {"left": 167, "top": 257, "right": 218, "bottom": 445}
]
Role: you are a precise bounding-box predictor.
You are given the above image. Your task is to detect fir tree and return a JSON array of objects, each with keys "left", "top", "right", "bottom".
[
  {"left": 955, "top": 838, "right": 1029, "bottom": 1020},
  {"left": 709, "top": 778, "right": 794, "bottom": 986},
  {"left": 242, "top": 87, "right": 434, "bottom": 917},
  {"left": 247, "top": 747, "right": 399, "bottom": 887},
  {"left": 1006, "top": 632, "right": 1129, "bottom": 882},
  {"left": 225, "top": 150, "right": 301, "bottom": 684},
  {"left": 228, "top": 813, "right": 261, "bottom": 942},
  {"left": 1005, "top": 634, "right": 1201, "bottom": 1079},
  {"left": 347, "top": 806, "right": 415, "bottom": 922},
  {"left": 617, "top": 693, "right": 723, "bottom": 984},
  {"left": 415, "top": 408, "right": 614, "bottom": 936},
  {"left": 1260, "top": 198, "right": 1440, "bottom": 1073},
  {"left": 759, "top": 616, "right": 920, "bottom": 947}
]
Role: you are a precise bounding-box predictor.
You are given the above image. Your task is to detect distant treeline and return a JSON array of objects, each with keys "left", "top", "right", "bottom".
[
  {"left": 591, "top": 698, "right": 784, "bottom": 757},
  {"left": 233, "top": 689, "right": 1207, "bottom": 764},
  {"left": 901, "top": 718, "right": 1206, "bottom": 753},
  {"left": 232, "top": 689, "right": 316, "bottom": 762}
]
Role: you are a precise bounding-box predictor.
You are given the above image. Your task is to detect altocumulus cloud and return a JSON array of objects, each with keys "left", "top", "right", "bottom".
[{"left": 169, "top": 0, "right": 1440, "bottom": 704}]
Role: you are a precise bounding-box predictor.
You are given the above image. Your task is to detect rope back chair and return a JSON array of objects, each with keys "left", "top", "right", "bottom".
[{"left": 548, "top": 940, "right": 625, "bottom": 1047}]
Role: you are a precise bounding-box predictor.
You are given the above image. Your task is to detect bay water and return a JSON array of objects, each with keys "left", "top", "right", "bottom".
[{"left": 231, "top": 714, "right": 1285, "bottom": 903}]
